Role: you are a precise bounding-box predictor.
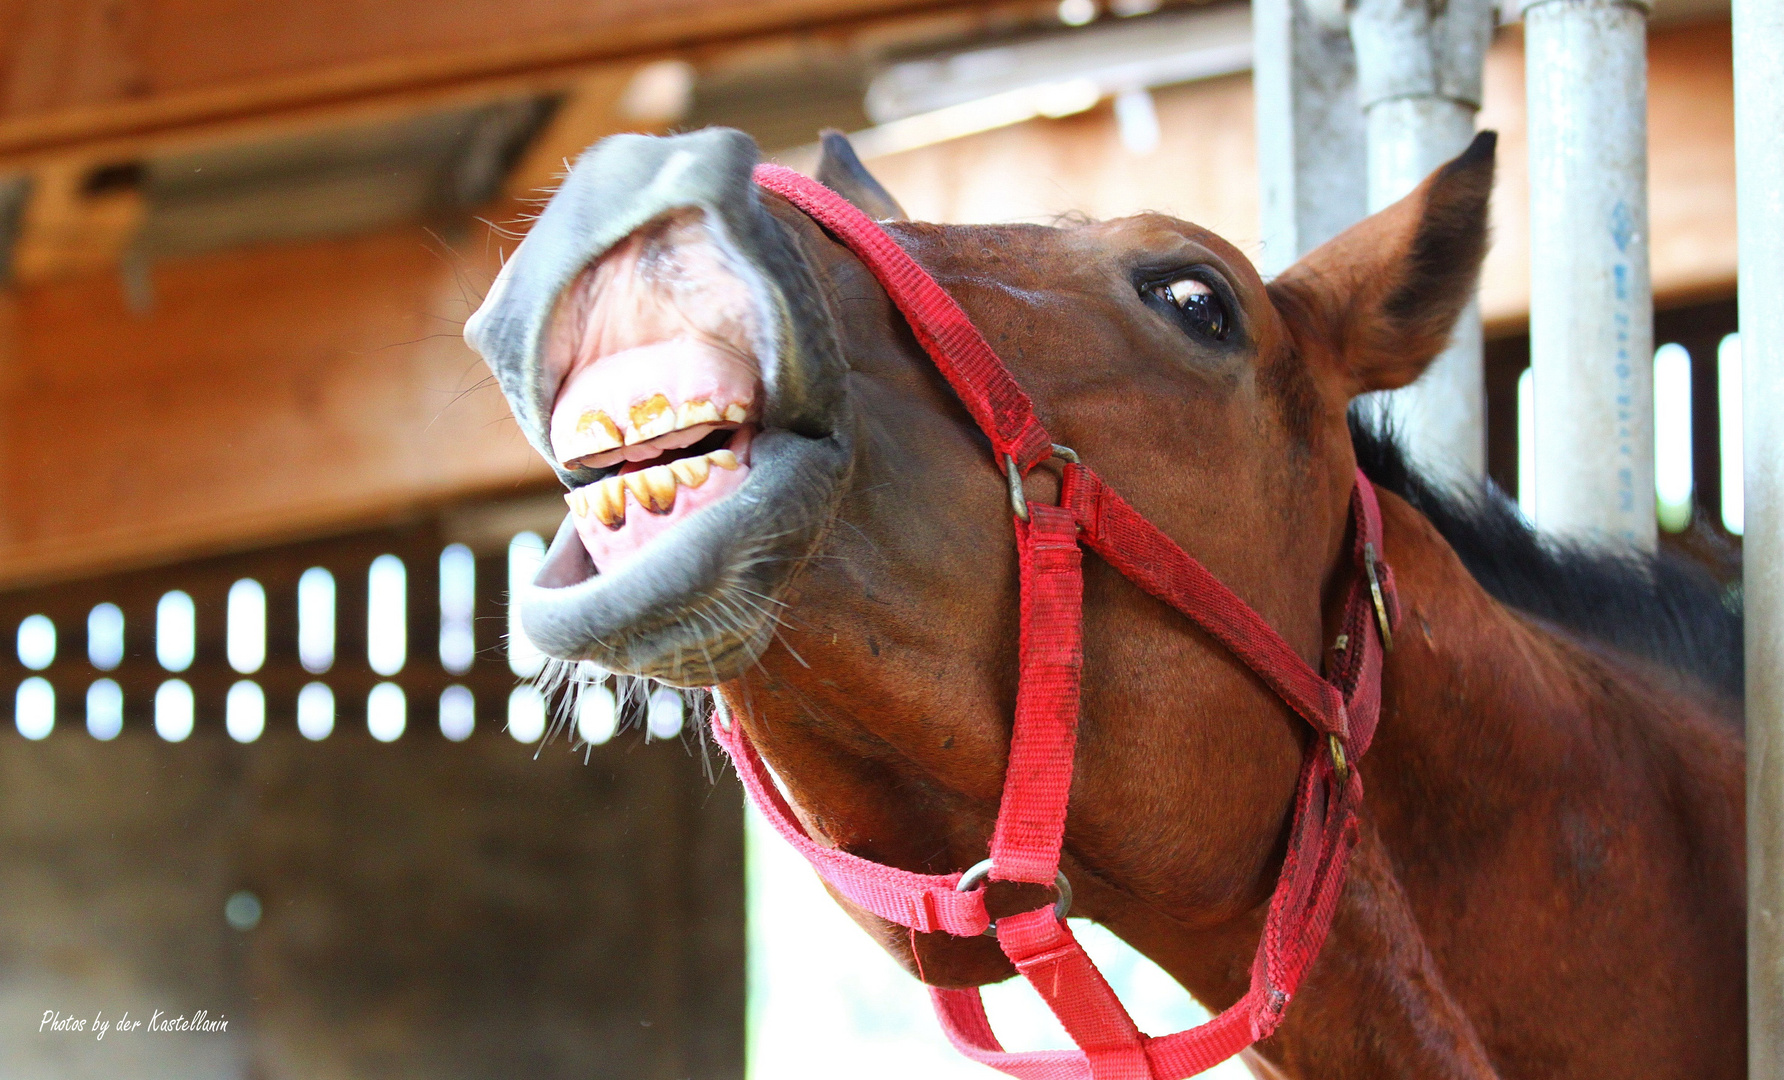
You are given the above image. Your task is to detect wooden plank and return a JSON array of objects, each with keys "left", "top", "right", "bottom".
[
  {"left": 0, "top": 0, "right": 1037, "bottom": 163},
  {"left": 0, "top": 222, "right": 553, "bottom": 589}
]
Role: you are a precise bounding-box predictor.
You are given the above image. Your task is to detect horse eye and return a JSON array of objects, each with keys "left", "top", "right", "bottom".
[{"left": 1149, "top": 277, "right": 1228, "bottom": 340}]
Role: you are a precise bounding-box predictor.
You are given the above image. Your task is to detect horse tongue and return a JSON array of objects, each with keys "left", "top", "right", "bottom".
[{"left": 549, "top": 338, "right": 759, "bottom": 467}]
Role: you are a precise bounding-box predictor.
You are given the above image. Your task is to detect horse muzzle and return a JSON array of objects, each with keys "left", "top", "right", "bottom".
[{"left": 463, "top": 128, "right": 854, "bottom": 684}]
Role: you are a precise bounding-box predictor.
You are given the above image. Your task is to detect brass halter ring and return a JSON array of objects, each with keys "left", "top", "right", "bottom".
[
  {"left": 1363, "top": 541, "right": 1394, "bottom": 652},
  {"left": 956, "top": 858, "right": 1074, "bottom": 937}
]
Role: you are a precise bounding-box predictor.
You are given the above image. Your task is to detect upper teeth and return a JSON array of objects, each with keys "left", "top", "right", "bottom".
[
  {"left": 564, "top": 398, "right": 753, "bottom": 469},
  {"left": 565, "top": 446, "right": 742, "bottom": 529},
  {"left": 630, "top": 395, "right": 676, "bottom": 442},
  {"left": 676, "top": 400, "right": 722, "bottom": 429}
]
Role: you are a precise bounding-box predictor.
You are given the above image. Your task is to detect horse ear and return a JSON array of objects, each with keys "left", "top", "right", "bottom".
[
  {"left": 1269, "top": 131, "right": 1495, "bottom": 393},
  {"left": 814, "top": 130, "right": 907, "bottom": 221}
]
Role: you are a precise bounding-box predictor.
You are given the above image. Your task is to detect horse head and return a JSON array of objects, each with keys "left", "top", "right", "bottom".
[{"left": 465, "top": 126, "right": 1494, "bottom": 993}]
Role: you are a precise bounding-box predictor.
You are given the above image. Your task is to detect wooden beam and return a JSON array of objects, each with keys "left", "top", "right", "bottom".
[
  {"left": 500, "top": 64, "right": 672, "bottom": 201},
  {"left": 0, "top": 0, "right": 1039, "bottom": 166},
  {"left": 9, "top": 160, "right": 144, "bottom": 284}
]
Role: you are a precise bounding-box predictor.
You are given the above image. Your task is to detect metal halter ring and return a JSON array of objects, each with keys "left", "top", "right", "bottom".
[
  {"left": 955, "top": 858, "right": 1074, "bottom": 938},
  {"left": 1005, "top": 444, "right": 1081, "bottom": 523}
]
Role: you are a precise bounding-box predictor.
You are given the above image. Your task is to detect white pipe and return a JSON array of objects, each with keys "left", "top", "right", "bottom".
[
  {"left": 1521, "top": 0, "right": 1655, "bottom": 549},
  {"left": 1734, "top": 0, "right": 1784, "bottom": 1070},
  {"left": 1254, "top": 0, "right": 1367, "bottom": 275},
  {"left": 1351, "top": 0, "right": 1495, "bottom": 482}
]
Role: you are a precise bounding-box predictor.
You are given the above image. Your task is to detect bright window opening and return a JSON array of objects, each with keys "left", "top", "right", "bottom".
[
  {"left": 1720, "top": 332, "right": 1743, "bottom": 535},
  {"left": 226, "top": 681, "right": 266, "bottom": 743},
  {"left": 17, "top": 614, "right": 55, "bottom": 671},
  {"left": 298, "top": 567, "right": 336, "bottom": 674},
  {"left": 88, "top": 603, "right": 124, "bottom": 670},
  {"left": 1653, "top": 343, "right": 1694, "bottom": 533},
  {"left": 227, "top": 578, "right": 267, "bottom": 674},
  {"left": 367, "top": 682, "right": 406, "bottom": 742},
  {"left": 1517, "top": 366, "right": 1536, "bottom": 521},
  {"left": 155, "top": 679, "right": 194, "bottom": 742},
  {"left": 367, "top": 555, "right": 407, "bottom": 676},
  {"left": 507, "top": 684, "right": 546, "bottom": 743},
  {"left": 86, "top": 679, "right": 123, "bottom": 741},
  {"left": 1113, "top": 88, "right": 1160, "bottom": 156},
  {"left": 439, "top": 685, "right": 475, "bottom": 742},
  {"left": 577, "top": 682, "right": 619, "bottom": 746},
  {"left": 297, "top": 682, "right": 335, "bottom": 741},
  {"left": 745, "top": 801, "right": 1252, "bottom": 1080},
  {"left": 440, "top": 543, "right": 477, "bottom": 674},
  {"left": 508, "top": 532, "right": 547, "bottom": 677},
  {"left": 15, "top": 677, "right": 54, "bottom": 740},
  {"left": 646, "top": 686, "right": 685, "bottom": 740},
  {"left": 156, "top": 591, "right": 196, "bottom": 673}
]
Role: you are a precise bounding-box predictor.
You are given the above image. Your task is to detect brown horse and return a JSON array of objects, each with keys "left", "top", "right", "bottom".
[{"left": 465, "top": 128, "right": 1744, "bottom": 1078}]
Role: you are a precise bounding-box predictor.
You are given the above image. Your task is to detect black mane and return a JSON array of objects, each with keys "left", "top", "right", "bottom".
[{"left": 1349, "top": 407, "right": 1743, "bottom": 703}]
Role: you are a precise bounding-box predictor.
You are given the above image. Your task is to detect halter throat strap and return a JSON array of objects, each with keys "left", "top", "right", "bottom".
[{"left": 713, "top": 163, "right": 1401, "bottom": 1080}]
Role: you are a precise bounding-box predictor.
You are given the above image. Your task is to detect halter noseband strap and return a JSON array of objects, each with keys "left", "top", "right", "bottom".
[{"left": 712, "top": 163, "right": 1401, "bottom": 1080}]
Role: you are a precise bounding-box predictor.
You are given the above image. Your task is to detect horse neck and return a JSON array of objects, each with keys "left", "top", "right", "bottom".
[
  {"left": 1281, "top": 491, "right": 1748, "bottom": 1077},
  {"left": 1361, "top": 492, "right": 1742, "bottom": 855}
]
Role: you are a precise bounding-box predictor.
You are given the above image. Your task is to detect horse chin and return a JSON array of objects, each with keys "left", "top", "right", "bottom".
[{"left": 902, "top": 930, "right": 1022, "bottom": 990}]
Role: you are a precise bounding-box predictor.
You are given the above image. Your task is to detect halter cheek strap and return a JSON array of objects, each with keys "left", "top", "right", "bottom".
[{"left": 715, "top": 163, "right": 1401, "bottom": 1080}]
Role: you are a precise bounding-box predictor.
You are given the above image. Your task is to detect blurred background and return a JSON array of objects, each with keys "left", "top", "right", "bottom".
[{"left": 0, "top": 0, "right": 1739, "bottom": 1076}]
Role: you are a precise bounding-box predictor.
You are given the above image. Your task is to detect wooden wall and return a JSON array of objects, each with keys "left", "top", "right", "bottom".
[
  {"left": 0, "top": 225, "right": 548, "bottom": 588},
  {"left": 865, "top": 19, "right": 1738, "bottom": 334},
  {"left": 0, "top": 14, "right": 1737, "bottom": 589},
  {"left": 0, "top": 723, "right": 744, "bottom": 1080},
  {"left": 0, "top": 0, "right": 1012, "bottom": 160}
]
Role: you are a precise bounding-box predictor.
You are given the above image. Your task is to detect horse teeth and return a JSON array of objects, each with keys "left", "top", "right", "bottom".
[
  {"left": 669, "top": 456, "right": 711, "bottom": 489},
  {"left": 574, "top": 410, "right": 623, "bottom": 452},
  {"left": 709, "top": 449, "right": 739, "bottom": 470},
  {"left": 723, "top": 403, "right": 749, "bottom": 423},
  {"left": 677, "top": 399, "right": 722, "bottom": 427},
  {"left": 628, "top": 394, "right": 675, "bottom": 442},
  {"left": 592, "top": 476, "right": 627, "bottom": 528},
  {"left": 624, "top": 466, "right": 677, "bottom": 513},
  {"left": 565, "top": 488, "right": 590, "bottom": 518}
]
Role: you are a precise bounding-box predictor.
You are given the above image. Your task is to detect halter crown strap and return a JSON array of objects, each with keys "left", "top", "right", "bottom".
[
  {"left": 722, "top": 162, "right": 1400, "bottom": 1080},
  {"left": 756, "top": 164, "right": 1055, "bottom": 472}
]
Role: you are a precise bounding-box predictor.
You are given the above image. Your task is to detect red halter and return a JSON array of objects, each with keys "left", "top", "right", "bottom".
[{"left": 715, "top": 163, "right": 1401, "bottom": 1080}]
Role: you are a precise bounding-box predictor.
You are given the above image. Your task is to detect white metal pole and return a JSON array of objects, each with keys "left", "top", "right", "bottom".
[
  {"left": 1351, "top": 0, "right": 1496, "bottom": 481},
  {"left": 1521, "top": 0, "right": 1655, "bottom": 549},
  {"left": 1254, "top": 0, "right": 1368, "bottom": 275},
  {"left": 1734, "top": 0, "right": 1784, "bottom": 1069}
]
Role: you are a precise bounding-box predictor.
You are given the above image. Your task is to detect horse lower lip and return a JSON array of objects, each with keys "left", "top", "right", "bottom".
[{"left": 520, "top": 427, "right": 853, "bottom": 684}]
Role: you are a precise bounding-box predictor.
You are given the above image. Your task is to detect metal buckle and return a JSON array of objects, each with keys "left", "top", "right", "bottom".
[
  {"left": 1005, "top": 445, "right": 1080, "bottom": 522},
  {"left": 1363, "top": 542, "right": 1394, "bottom": 652},
  {"left": 955, "top": 858, "right": 1073, "bottom": 937},
  {"left": 1328, "top": 733, "right": 1349, "bottom": 784}
]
